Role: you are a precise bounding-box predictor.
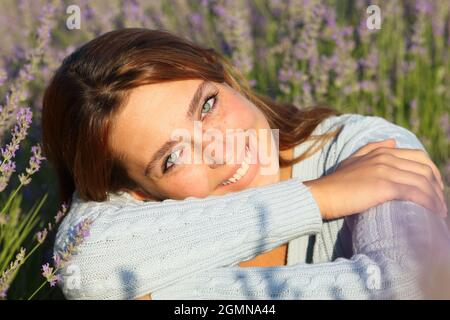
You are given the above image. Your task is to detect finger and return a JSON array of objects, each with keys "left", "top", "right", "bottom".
[
  {"left": 337, "top": 139, "right": 397, "bottom": 170},
  {"left": 368, "top": 147, "right": 445, "bottom": 190},
  {"left": 391, "top": 182, "right": 446, "bottom": 218},
  {"left": 380, "top": 165, "right": 447, "bottom": 217},
  {"left": 351, "top": 139, "right": 397, "bottom": 158},
  {"left": 374, "top": 154, "right": 447, "bottom": 213}
]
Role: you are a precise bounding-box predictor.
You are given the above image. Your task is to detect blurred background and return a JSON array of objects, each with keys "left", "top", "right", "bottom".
[{"left": 0, "top": 0, "right": 448, "bottom": 299}]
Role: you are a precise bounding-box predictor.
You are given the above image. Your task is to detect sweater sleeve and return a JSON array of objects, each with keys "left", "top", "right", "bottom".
[
  {"left": 323, "top": 113, "right": 434, "bottom": 173},
  {"left": 150, "top": 113, "right": 450, "bottom": 300},
  {"left": 55, "top": 177, "right": 323, "bottom": 300},
  {"left": 154, "top": 197, "right": 449, "bottom": 299}
]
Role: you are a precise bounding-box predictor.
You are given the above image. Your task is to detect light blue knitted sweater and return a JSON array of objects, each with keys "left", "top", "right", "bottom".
[{"left": 54, "top": 113, "right": 450, "bottom": 299}]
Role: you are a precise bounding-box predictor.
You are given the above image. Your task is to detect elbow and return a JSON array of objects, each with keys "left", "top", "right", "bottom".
[{"left": 348, "top": 198, "right": 450, "bottom": 298}]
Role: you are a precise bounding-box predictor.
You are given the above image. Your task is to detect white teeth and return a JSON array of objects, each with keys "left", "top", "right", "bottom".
[
  {"left": 236, "top": 163, "right": 248, "bottom": 176},
  {"left": 221, "top": 146, "right": 252, "bottom": 186}
]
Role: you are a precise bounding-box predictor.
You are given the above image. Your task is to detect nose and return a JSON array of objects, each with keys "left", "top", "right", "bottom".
[
  {"left": 201, "top": 135, "right": 226, "bottom": 169},
  {"left": 207, "top": 158, "right": 221, "bottom": 169},
  {"left": 200, "top": 127, "right": 251, "bottom": 169},
  {"left": 204, "top": 146, "right": 224, "bottom": 169}
]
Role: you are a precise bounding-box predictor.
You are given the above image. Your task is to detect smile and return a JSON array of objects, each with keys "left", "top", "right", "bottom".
[{"left": 221, "top": 145, "right": 251, "bottom": 186}]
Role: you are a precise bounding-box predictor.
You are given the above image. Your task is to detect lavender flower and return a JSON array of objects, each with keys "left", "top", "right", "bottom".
[
  {"left": 122, "top": 0, "right": 144, "bottom": 28},
  {"left": 0, "top": 248, "right": 26, "bottom": 300},
  {"left": 18, "top": 144, "right": 45, "bottom": 186},
  {"left": 54, "top": 203, "right": 68, "bottom": 225},
  {"left": 213, "top": 1, "right": 256, "bottom": 85},
  {"left": 36, "top": 229, "right": 48, "bottom": 244},
  {"left": 0, "top": 68, "right": 6, "bottom": 86},
  {"left": 415, "top": 0, "right": 434, "bottom": 15},
  {"left": 332, "top": 26, "right": 358, "bottom": 93},
  {"left": 0, "top": 2, "right": 56, "bottom": 138},
  {"left": 41, "top": 263, "right": 60, "bottom": 287},
  {"left": 37, "top": 218, "right": 92, "bottom": 291},
  {"left": 35, "top": 202, "right": 68, "bottom": 245},
  {"left": 53, "top": 254, "right": 62, "bottom": 269},
  {"left": 410, "top": 1, "right": 431, "bottom": 58},
  {"left": 189, "top": 12, "right": 203, "bottom": 28},
  {"left": 0, "top": 108, "right": 32, "bottom": 191},
  {"left": 409, "top": 99, "right": 421, "bottom": 133}
]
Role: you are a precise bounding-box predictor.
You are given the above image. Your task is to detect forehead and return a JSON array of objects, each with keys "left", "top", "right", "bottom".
[{"left": 108, "top": 79, "right": 203, "bottom": 167}]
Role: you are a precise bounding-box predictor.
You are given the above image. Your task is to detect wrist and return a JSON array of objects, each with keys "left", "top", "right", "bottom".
[{"left": 303, "top": 179, "right": 330, "bottom": 219}]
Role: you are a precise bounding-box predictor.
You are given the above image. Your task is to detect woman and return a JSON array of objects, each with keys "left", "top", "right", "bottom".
[{"left": 42, "top": 28, "right": 449, "bottom": 299}]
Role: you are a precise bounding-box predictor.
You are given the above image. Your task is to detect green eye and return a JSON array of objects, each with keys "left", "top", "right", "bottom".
[
  {"left": 202, "top": 99, "right": 213, "bottom": 113},
  {"left": 163, "top": 148, "right": 183, "bottom": 172},
  {"left": 200, "top": 93, "right": 218, "bottom": 120}
]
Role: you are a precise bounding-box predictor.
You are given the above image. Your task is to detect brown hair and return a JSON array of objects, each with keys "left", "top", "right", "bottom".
[{"left": 42, "top": 28, "right": 343, "bottom": 204}]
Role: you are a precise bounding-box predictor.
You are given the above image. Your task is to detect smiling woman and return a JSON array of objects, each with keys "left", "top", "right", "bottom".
[
  {"left": 41, "top": 28, "right": 450, "bottom": 300},
  {"left": 108, "top": 78, "right": 279, "bottom": 201},
  {"left": 42, "top": 28, "right": 340, "bottom": 205}
]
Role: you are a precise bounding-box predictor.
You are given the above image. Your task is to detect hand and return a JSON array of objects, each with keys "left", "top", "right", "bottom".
[{"left": 304, "top": 139, "right": 448, "bottom": 220}]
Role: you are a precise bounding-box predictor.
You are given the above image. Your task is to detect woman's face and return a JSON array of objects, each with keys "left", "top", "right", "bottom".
[{"left": 109, "top": 79, "right": 280, "bottom": 201}]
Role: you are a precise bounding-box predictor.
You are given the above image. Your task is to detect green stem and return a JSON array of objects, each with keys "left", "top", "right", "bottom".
[
  {"left": 0, "top": 182, "right": 24, "bottom": 216},
  {"left": 27, "top": 281, "right": 46, "bottom": 300},
  {"left": 27, "top": 267, "right": 60, "bottom": 300}
]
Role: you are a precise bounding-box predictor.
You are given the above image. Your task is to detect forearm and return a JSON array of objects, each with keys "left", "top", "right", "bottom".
[
  {"left": 55, "top": 177, "right": 323, "bottom": 299},
  {"left": 151, "top": 114, "right": 450, "bottom": 300},
  {"left": 152, "top": 199, "right": 449, "bottom": 300}
]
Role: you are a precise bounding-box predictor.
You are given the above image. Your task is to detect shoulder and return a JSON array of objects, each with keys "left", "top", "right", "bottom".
[
  {"left": 292, "top": 112, "right": 425, "bottom": 179},
  {"left": 317, "top": 112, "right": 425, "bottom": 150},
  {"left": 315, "top": 112, "right": 394, "bottom": 134}
]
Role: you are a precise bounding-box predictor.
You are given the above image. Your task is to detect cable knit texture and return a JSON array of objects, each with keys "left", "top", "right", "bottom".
[{"left": 54, "top": 113, "right": 450, "bottom": 299}]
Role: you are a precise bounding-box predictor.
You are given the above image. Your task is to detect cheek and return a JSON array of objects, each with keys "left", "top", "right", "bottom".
[
  {"left": 218, "top": 95, "right": 257, "bottom": 130},
  {"left": 160, "top": 167, "right": 211, "bottom": 199}
]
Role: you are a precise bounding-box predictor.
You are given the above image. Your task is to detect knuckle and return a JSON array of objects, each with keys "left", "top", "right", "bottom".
[
  {"left": 375, "top": 153, "right": 391, "bottom": 162},
  {"left": 418, "top": 173, "right": 431, "bottom": 186},
  {"left": 371, "top": 146, "right": 384, "bottom": 154},
  {"left": 423, "top": 164, "right": 434, "bottom": 180},
  {"left": 374, "top": 163, "right": 389, "bottom": 175},
  {"left": 415, "top": 149, "right": 427, "bottom": 158}
]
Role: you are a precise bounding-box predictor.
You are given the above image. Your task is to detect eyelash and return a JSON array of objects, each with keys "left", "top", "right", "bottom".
[
  {"left": 162, "top": 90, "right": 219, "bottom": 173},
  {"left": 200, "top": 90, "right": 219, "bottom": 120}
]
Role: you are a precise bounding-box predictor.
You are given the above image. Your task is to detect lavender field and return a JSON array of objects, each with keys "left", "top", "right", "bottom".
[{"left": 0, "top": 0, "right": 449, "bottom": 299}]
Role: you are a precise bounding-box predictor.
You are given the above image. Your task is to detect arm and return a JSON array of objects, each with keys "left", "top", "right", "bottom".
[
  {"left": 154, "top": 198, "right": 447, "bottom": 299},
  {"left": 150, "top": 114, "right": 450, "bottom": 299},
  {"left": 56, "top": 113, "right": 449, "bottom": 300},
  {"left": 55, "top": 177, "right": 323, "bottom": 300}
]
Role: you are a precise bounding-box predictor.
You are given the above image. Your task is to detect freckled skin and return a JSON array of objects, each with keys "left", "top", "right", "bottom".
[
  {"left": 109, "top": 79, "right": 281, "bottom": 201},
  {"left": 109, "top": 79, "right": 289, "bottom": 300}
]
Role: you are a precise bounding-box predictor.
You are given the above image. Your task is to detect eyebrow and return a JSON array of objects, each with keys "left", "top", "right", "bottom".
[{"left": 144, "top": 80, "right": 210, "bottom": 177}]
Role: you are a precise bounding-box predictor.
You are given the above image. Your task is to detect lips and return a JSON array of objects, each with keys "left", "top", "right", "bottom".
[{"left": 221, "top": 145, "right": 252, "bottom": 186}]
